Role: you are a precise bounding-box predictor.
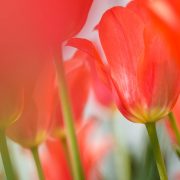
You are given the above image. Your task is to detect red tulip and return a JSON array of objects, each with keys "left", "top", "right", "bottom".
[
  {"left": 6, "top": 52, "right": 57, "bottom": 148},
  {"left": 42, "top": 118, "right": 112, "bottom": 180},
  {"left": 68, "top": 0, "right": 180, "bottom": 123},
  {"left": 97, "top": 0, "right": 180, "bottom": 123},
  {"left": 0, "top": 0, "right": 93, "bottom": 132},
  {"left": 0, "top": 0, "right": 93, "bottom": 47},
  {"left": 52, "top": 51, "right": 91, "bottom": 137}
]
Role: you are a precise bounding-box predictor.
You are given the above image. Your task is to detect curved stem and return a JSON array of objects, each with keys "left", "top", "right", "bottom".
[
  {"left": 168, "top": 112, "right": 180, "bottom": 146},
  {"left": 31, "top": 146, "right": 45, "bottom": 180},
  {"left": 0, "top": 129, "right": 16, "bottom": 180},
  {"left": 145, "top": 123, "right": 167, "bottom": 180},
  {"left": 54, "top": 47, "right": 84, "bottom": 180}
]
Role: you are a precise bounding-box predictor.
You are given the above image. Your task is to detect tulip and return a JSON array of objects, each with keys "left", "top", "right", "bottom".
[
  {"left": 41, "top": 118, "right": 112, "bottom": 180},
  {"left": 0, "top": 46, "right": 56, "bottom": 179},
  {"left": 52, "top": 51, "right": 91, "bottom": 137},
  {"left": 98, "top": 0, "right": 179, "bottom": 173},
  {"left": 7, "top": 54, "right": 56, "bottom": 149},
  {"left": 4, "top": 52, "right": 56, "bottom": 180},
  {"left": 0, "top": 0, "right": 93, "bottom": 130},
  {"left": 98, "top": 1, "right": 180, "bottom": 124}
]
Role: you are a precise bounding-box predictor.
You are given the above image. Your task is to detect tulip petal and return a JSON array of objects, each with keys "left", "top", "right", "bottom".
[
  {"left": 67, "top": 38, "right": 114, "bottom": 106},
  {"left": 98, "top": 7, "right": 146, "bottom": 122}
]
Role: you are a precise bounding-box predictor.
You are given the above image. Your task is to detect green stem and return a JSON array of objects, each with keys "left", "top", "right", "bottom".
[
  {"left": 31, "top": 146, "right": 45, "bottom": 180},
  {"left": 54, "top": 47, "right": 84, "bottom": 180},
  {"left": 145, "top": 123, "right": 167, "bottom": 180},
  {"left": 168, "top": 112, "right": 180, "bottom": 146},
  {"left": 0, "top": 129, "right": 16, "bottom": 180}
]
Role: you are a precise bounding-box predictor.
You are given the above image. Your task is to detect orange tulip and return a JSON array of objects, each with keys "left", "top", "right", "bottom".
[
  {"left": 0, "top": 0, "right": 93, "bottom": 147},
  {"left": 6, "top": 52, "right": 57, "bottom": 148},
  {"left": 0, "top": 0, "right": 93, "bottom": 132},
  {"left": 68, "top": 0, "right": 180, "bottom": 124},
  {"left": 97, "top": 1, "right": 180, "bottom": 123},
  {"left": 42, "top": 118, "right": 112, "bottom": 180}
]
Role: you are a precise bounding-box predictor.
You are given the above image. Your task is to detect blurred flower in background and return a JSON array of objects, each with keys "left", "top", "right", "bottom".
[
  {"left": 52, "top": 50, "right": 91, "bottom": 136},
  {"left": 42, "top": 118, "right": 112, "bottom": 180}
]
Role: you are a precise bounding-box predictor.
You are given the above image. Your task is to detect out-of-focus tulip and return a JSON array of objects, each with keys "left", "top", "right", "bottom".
[
  {"left": 144, "top": 0, "right": 180, "bottom": 65},
  {"left": 42, "top": 118, "right": 112, "bottom": 180},
  {"left": 6, "top": 52, "right": 56, "bottom": 148},
  {"left": 0, "top": 0, "right": 93, "bottom": 47},
  {"left": 42, "top": 139, "right": 72, "bottom": 180},
  {"left": 68, "top": 0, "right": 180, "bottom": 124},
  {"left": 52, "top": 51, "right": 91, "bottom": 137},
  {"left": 0, "top": 0, "right": 93, "bottom": 129},
  {"left": 67, "top": 39, "right": 114, "bottom": 107}
]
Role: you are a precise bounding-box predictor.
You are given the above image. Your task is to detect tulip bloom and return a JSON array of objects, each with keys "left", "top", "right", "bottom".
[
  {"left": 70, "top": 28, "right": 180, "bottom": 123},
  {"left": 0, "top": 0, "right": 93, "bottom": 128},
  {"left": 96, "top": 2, "right": 178, "bottom": 179},
  {"left": 0, "top": 0, "right": 93, "bottom": 141},
  {"left": 42, "top": 118, "right": 112, "bottom": 180},
  {"left": 52, "top": 51, "right": 91, "bottom": 136},
  {"left": 6, "top": 52, "right": 56, "bottom": 148},
  {"left": 98, "top": 1, "right": 180, "bottom": 123}
]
